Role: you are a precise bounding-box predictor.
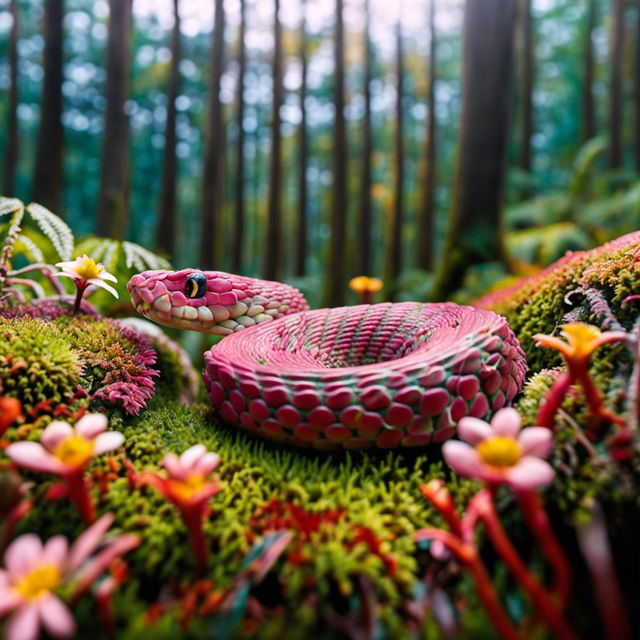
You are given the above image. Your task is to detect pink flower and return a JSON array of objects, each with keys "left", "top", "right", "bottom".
[
  {"left": 0, "top": 513, "right": 139, "bottom": 640},
  {"left": 54, "top": 255, "right": 118, "bottom": 299},
  {"left": 6, "top": 414, "right": 124, "bottom": 477},
  {"left": 442, "top": 408, "right": 554, "bottom": 490}
]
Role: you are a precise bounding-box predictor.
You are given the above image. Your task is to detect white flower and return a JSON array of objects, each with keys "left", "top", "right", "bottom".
[{"left": 54, "top": 255, "right": 118, "bottom": 298}]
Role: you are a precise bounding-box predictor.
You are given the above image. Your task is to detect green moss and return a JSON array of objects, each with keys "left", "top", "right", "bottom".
[{"left": 0, "top": 317, "right": 82, "bottom": 411}]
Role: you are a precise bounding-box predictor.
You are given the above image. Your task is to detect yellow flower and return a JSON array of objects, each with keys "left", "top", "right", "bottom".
[
  {"left": 54, "top": 254, "right": 118, "bottom": 298},
  {"left": 349, "top": 276, "right": 383, "bottom": 304}
]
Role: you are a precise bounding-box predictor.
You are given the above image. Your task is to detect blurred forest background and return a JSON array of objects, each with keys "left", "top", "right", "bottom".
[{"left": 0, "top": 0, "right": 639, "bottom": 308}]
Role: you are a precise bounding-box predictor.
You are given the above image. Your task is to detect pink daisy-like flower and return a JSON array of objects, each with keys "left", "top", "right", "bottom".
[
  {"left": 0, "top": 513, "right": 139, "bottom": 640},
  {"left": 442, "top": 408, "right": 555, "bottom": 491},
  {"left": 54, "top": 255, "right": 118, "bottom": 299},
  {"left": 5, "top": 414, "right": 124, "bottom": 477}
]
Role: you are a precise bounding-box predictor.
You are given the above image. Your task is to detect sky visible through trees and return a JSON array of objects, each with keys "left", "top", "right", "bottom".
[{"left": 0, "top": 0, "right": 638, "bottom": 303}]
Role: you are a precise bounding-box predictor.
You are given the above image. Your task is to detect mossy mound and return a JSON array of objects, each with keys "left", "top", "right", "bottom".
[{"left": 476, "top": 230, "right": 640, "bottom": 372}]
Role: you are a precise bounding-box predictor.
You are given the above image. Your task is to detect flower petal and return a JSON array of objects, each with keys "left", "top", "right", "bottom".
[
  {"left": 75, "top": 414, "right": 107, "bottom": 440},
  {"left": 0, "top": 589, "right": 21, "bottom": 616},
  {"left": 490, "top": 408, "right": 521, "bottom": 438},
  {"left": 87, "top": 278, "right": 118, "bottom": 298},
  {"left": 42, "top": 537, "right": 69, "bottom": 571},
  {"left": 4, "top": 535, "right": 44, "bottom": 579},
  {"left": 5, "top": 604, "right": 40, "bottom": 640},
  {"left": 442, "top": 441, "right": 485, "bottom": 479},
  {"left": 98, "top": 271, "right": 117, "bottom": 283},
  {"left": 38, "top": 594, "right": 76, "bottom": 639},
  {"left": 195, "top": 452, "right": 220, "bottom": 475},
  {"left": 162, "top": 453, "right": 186, "bottom": 480},
  {"left": 180, "top": 444, "right": 207, "bottom": 469},
  {"left": 41, "top": 421, "right": 74, "bottom": 452},
  {"left": 505, "top": 457, "right": 555, "bottom": 490},
  {"left": 68, "top": 513, "right": 114, "bottom": 574},
  {"left": 52, "top": 272, "right": 80, "bottom": 280},
  {"left": 5, "top": 442, "right": 66, "bottom": 475},
  {"left": 92, "top": 431, "right": 125, "bottom": 456},
  {"left": 518, "top": 427, "right": 553, "bottom": 458},
  {"left": 457, "top": 417, "right": 492, "bottom": 445}
]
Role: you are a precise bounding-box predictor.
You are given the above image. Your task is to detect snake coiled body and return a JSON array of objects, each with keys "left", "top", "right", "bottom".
[{"left": 128, "top": 270, "right": 527, "bottom": 450}]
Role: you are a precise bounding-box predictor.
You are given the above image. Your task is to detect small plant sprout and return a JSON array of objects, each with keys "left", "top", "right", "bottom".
[
  {"left": 442, "top": 408, "right": 554, "bottom": 491},
  {"left": 141, "top": 444, "right": 221, "bottom": 571},
  {"left": 533, "top": 323, "right": 627, "bottom": 433},
  {"left": 5, "top": 414, "right": 124, "bottom": 524},
  {"left": 348, "top": 276, "right": 383, "bottom": 304},
  {"left": 54, "top": 255, "right": 118, "bottom": 314},
  {"left": 0, "top": 513, "right": 139, "bottom": 640}
]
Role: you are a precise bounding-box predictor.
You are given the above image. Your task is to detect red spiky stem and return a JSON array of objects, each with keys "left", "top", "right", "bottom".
[
  {"left": 180, "top": 507, "right": 209, "bottom": 573},
  {"left": 537, "top": 372, "right": 573, "bottom": 430},
  {"left": 65, "top": 470, "right": 96, "bottom": 525}
]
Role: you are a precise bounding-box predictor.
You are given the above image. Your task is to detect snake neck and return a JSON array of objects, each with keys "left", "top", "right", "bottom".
[{"left": 127, "top": 269, "right": 309, "bottom": 336}]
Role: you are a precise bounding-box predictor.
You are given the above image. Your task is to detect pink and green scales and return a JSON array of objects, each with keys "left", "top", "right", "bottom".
[{"left": 128, "top": 270, "right": 527, "bottom": 450}]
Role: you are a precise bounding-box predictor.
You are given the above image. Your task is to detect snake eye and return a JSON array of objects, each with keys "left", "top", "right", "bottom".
[{"left": 186, "top": 272, "right": 207, "bottom": 298}]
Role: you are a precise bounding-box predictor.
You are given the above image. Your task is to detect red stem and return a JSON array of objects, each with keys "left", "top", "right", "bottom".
[
  {"left": 471, "top": 491, "right": 576, "bottom": 640},
  {"left": 73, "top": 282, "right": 88, "bottom": 315},
  {"left": 576, "top": 371, "right": 626, "bottom": 434},
  {"left": 537, "top": 373, "right": 573, "bottom": 430},
  {"left": 65, "top": 471, "right": 96, "bottom": 525},
  {"left": 515, "top": 490, "right": 571, "bottom": 610},
  {"left": 416, "top": 528, "right": 518, "bottom": 640},
  {"left": 181, "top": 508, "right": 208, "bottom": 573}
]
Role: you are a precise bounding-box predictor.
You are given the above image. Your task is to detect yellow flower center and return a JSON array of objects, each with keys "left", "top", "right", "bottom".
[
  {"left": 53, "top": 435, "right": 95, "bottom": 467},
  {"left": 560, "top": 323, "right": 602, "bottom": 359},
  {"left": 15, "top": 565, "right": 61, "bottom": 600},
  {"left": 476, "top": 436, "right": 522, "bottom": 468},
  {"left": 168, "top": 474, "right": 207, "bottom": 503},
  {"left": 73, "top": 257, "right": 104, "bottom": 281}
]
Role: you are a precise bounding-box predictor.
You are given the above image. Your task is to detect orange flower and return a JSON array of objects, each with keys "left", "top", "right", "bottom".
[
  {"left": 349, "top": 276, "right": 383, "bottom": 304},
  {"left": 0, "top": 397, "right": 22, "bottom": 437}
]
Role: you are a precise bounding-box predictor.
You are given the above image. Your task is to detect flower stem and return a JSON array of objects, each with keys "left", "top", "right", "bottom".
[
  {"left": 576, "top": 372, "right": 626, "bottom": 435},
  {"left": 73, "top": 282, "right": 88, "bottom": 315},
  {"left": 471, "top": 491, "right": 576, "bottom": 639},
  {"left": 66, "top": 471, "right": 96, "bottom": 525},
  {"left": 181, "top": 508, "right": 208, "bottom": 572},
  {"left": 537, "top": 372, "right": 573, "bottom": 430},
  {"left": 515, "top": 490, "right": 571, "bottom": 609}
]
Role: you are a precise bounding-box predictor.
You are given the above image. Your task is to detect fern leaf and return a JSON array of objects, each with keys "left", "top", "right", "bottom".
[
  {"left": 26, "top": 203, "right": 74, "bottom": 260},
  {"left": 15, "top": 234, "right": 45, "bottom": 263},
  {"left": 0, "top": 197, "right": 24, "bottom": 217}
]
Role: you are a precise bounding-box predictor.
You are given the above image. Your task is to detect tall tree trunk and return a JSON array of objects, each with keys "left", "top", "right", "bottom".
[
  {"left": 519, "top": 0, "right": 533, "bottom": 174},
  {"left": 634, "top": 0, "right": 640, "bottom": 171},
  {"left": 582, "top": 0, "right": 597, "bottom": 142},
  {"left": 32, "top": 0, "right": 65, "bottom": 212},
  {"left": 416, "top": 0, "right": 437, "bottom": 271},
  {"left": 607, "top": 0, "right": 624, "bottom": 169},
  {"left": 294, "top": 0, "right": 308, "bottom": 277},
  {"left": 356, "top": 0, "right": 372, "bottom": 276},
  {"left": 231, "top": 0, "right": 246, "bottom": 272},
  {"left": 264, "top": 0, "right": 283, "bottom": 280},
  {"left": 324, "top": 0, "right": 347, "bottom": 306},
  {"left": 432, "top": 0, "right": 517, "bottom": 300},
  {"left": 4, "top": 0, "right": 19, "bottom": 196},
  {"left": 385, "top": 19, "right": 404, "bottom": 298},
  {"left": 200, "top": 0, "right": 226, "bottom": 269},
  {"left": 96, "top": 0, "right": 132, "bottom": 240},
  {"left": 156, "top": 0, "right": 181, "bottom": 259}
]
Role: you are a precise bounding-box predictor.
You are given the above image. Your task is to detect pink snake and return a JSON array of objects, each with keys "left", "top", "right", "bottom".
[{"left": 128, "top": 269, "right": 527, "bottom": 450}]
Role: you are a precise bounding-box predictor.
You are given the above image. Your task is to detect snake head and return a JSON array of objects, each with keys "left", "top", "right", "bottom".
[{"left": 127, "top": 269, "right": 307, "bottom": 336}]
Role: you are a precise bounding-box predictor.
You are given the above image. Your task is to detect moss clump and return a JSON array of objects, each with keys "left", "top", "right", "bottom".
[
  {"left": 477, "top": 230, "right": 640, "bottom": 372},
  {"left": 0, "top": 316, "right": 83, "bottom": 411}
]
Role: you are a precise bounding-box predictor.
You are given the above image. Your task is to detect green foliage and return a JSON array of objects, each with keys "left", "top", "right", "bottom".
[
  {"left": 506, "top": 222, "right": 591, "bottom": 266},
  {"left": 0, "top": 316, "right": 82, "bottom": 410}
]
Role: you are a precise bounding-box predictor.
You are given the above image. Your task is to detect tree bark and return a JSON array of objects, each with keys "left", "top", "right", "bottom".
[
  {"left": 264, "top": 0, "right": 283, "bottom": 281},
  {"left": 32, "top": 0, "right": 65, "bottom": 212},
  {"left": 356, "top": 0, "right": 373, "bottom": 276},
  {"left": 385, "top": 19, "right": 404, "bottom": 299},
  {"left": 582, "top": 0, "right": 597, "bottom": 142},
  {"left": 231, "top": 0, "right": 246, "bottom": 273},
  {"left": 294, "top": 0, "right": 308, "bottom": 277},
  {"left": 4, "top": 0, "right": 19, "bottom": 196},
  {"left": 432, "top": 0, "right": 517, "bottom": 300},
  {"left": 200, "top": 0, "right": 226, "bottom": 269},
  {"left": 519, "top": 0, "right": 533, "bottom": 173},
  {"left": 156, "top": 0, "right": 181, "bottom": 259},
  {"left": 416, "top": 0, "right": 437, "bottom": 271},
  {"left": 96, "top": 0, "right": 132, "bottom": 240},
  {"left": 607, "top": 0, "right": 624, "bottom": 169},
  {"left": 324, "top": 0, "right": 347, "bottom": 306}
]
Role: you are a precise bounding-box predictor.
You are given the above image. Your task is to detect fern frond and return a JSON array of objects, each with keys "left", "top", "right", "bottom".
[
  {"left": 25, "top": 202, "right": 74, "bottom": 261},
  {"left": 0, "top": 197, "right": 24, "bottom": 217},
  {"left": 15, "top": 234, "right": 45, "bottom": 263},
  {"left": 122, "top": 241, "right": 170, "bottom": 271}
]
